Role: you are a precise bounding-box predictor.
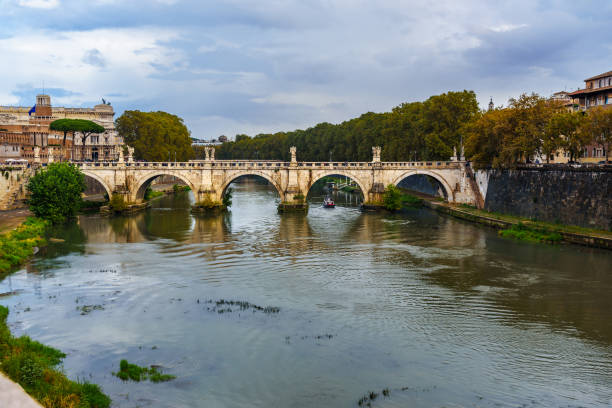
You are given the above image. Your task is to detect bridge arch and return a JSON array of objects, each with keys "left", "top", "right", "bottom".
[
  {"left": 81, "top": 171, "right": 113, "bottom": 198},
  {"left": 306, "top": 170, "right": 368, "bottom": 199},
  {"left": 133, "top": 171, "right": 197, "bottom": 202},
  {"left": 391, "top": 170, "right": 454, "bottom": 201},
  {"left": 218, "top": 171, "right": 284, "bottom": 201}
]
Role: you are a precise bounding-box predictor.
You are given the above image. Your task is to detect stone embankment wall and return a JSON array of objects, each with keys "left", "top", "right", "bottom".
[
  {"left": 0, "top": 167, "right": 30, "bottom": 210},
  {"left": 475, "top": 166, "right": 611, "bottom": 231}
]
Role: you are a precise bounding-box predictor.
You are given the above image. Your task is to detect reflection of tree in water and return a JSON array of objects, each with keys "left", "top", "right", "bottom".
[
  {"left": 37, "top": 220, "right": 87, "bottom": 260},
  {"left": 344, "top": 209, "right": 612, "bottom": 346},
  {"left": 410, "top": 227, "right": 612, "bottom": 346}
]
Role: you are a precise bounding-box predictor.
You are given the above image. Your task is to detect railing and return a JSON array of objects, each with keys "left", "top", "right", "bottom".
[{"left": 73, "top": 160, "right": 463, "bottom": 169}]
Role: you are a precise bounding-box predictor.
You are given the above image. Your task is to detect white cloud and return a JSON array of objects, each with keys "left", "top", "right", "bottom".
[
  {"left": 17, "top": 0, "right": 59, "bottom": 9},
  {"left": 488, "top": 23, "right": 528, "bottom": 32},
  {"left": 0, "top": 27, "right": 184, "bottom": 106}
]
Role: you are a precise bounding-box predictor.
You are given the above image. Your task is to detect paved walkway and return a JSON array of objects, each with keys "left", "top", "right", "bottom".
[{"left": 0, "top": 372, "right": 43, "bottom": 408}]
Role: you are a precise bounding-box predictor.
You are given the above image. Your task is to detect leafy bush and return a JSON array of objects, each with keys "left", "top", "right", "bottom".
[
  {"left": 0, "top": 306, "right": 111, "bottom": 408},
  {"left": 26, "top": 163, "right": 86, "bottom": 224},
  {"left": 222, "top": 188, "right": 233, "bottom": 207},
  {"left": 382, "top": 184, "right": 403, "bottom": 211},
  {"left": 173, "top": 184, "right": 191, "bottom": 193},
  {"left": 109, "top": 194, "right": 127, "bottom": 211}
]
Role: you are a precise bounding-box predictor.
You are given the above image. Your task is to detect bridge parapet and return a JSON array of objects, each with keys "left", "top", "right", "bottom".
[{"left": 74, "top": 160, "right": 464, "bottom": 171}]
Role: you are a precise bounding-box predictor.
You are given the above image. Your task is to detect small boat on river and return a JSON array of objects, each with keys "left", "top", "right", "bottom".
[{"left": 323, "top": 197, "right": 335, "bottom": 208}]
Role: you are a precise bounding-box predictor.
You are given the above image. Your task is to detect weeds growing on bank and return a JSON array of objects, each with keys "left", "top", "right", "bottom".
[
  {"left": 499, "top": 222, "right": 562, "bottom": 243},
  {"left": 0, "top": 217, "right": 47, "bottom": 280},
  {"left": 112, "top": 359, "right": 175, "bottom": 383},
  {"left": 0, "top": 306, "right": 111, "bottom": 408}
]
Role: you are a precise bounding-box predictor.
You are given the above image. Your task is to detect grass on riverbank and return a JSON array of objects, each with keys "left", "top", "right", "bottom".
[
  {"left": 0, "top": 306, "right": 111, "bottom": 408},
  {"left": 0, "top": 217, "right": 47, "bottom": 280},
  {"left": 452, "top": 204, "right": 612, "bottom": 239},
  {"left": 499, "top": 223, "right": 563, "bottom": 244},
  {"left": 113, "top": 359, "right": 175, "bottom": 383}
]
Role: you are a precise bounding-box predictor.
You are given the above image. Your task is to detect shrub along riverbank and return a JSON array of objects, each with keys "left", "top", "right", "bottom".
[{"left": 0, "top": 306, "right": 110, "bottom": 408}]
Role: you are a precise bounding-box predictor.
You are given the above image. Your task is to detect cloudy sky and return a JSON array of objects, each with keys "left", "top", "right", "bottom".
[{"left": 1, "top": 0, "right": 611, "bottom": 139}]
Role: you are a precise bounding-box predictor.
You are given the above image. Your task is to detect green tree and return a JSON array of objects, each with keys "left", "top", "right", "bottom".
[
  {"left": 465, "top": 108, "right": 512, "bottom": 168},
  {"left": 583, "top": 106, "right": 612, "bottom": 163},
  {"left": 215, "top": 91, "right": 478, "bottom": 162},
  {"left": 547, "top": 112, "right": 587, "bottom": 162},
  {"left": 382, "top": 184, "right": 403, "bottom": 211},
  {"left": 26, "top": 163, "right": 86, "bottom": 224},
  {"left": 71, "top": 119, "right": 105, "bottom": 161},
  {"left": 49, "top": 119, "right": 78, "bottom": 147},
  {"left": 116, "top": 111, "right": 194, "bottom": 161}
]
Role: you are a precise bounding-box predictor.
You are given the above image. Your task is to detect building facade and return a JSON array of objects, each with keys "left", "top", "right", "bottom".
[
  {"left": 0, "top": 94, "right": 123, "bottom": 163},
  {"left": 569, "top": 70, "right": 612, "bottom": 111}
]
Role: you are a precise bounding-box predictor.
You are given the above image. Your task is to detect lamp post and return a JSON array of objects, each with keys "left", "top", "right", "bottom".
[{"left": 329, "top": 150, "right": 333, "bottom": 162}]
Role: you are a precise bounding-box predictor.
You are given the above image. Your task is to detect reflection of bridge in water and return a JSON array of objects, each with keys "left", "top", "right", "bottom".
[{"left": 76, "top": 146, "right": 483, "bottom": 208}]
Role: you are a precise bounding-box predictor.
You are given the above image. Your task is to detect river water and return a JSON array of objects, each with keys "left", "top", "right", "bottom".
[{"left": 1, "top": 179, "right": 611, "bottom": 408}]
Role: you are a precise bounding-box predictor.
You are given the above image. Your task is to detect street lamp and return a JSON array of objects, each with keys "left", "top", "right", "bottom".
[{"left": 329, "top": 150, "right": 333, "bottom": 162}]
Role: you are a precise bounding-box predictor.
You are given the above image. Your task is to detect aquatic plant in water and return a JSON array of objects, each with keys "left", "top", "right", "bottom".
[
  {"left": 113, "top": 359, "right": 176, "bottom": 383},
  {"left": 201, "top": 299, "right": 280, "bottom": 314}
]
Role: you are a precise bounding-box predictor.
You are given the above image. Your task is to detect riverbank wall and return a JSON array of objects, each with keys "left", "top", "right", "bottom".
[
  {"left": 474, "top": 166, "right": 611, "bottom": 231},
  {"left": 0, "top": 166, "right": 30, "bottom": 210},
  {"left": 423, "top": 200, "right": 612, "bottom": 250}
]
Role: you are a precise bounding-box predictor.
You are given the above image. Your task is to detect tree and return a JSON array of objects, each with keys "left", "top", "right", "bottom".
[
  {"left": 116, "top": 111, "right": 194, "bottom": 161},
  {"left": 382, "top": 184, "right": 403, "bottom": 211},
  {"left": 69, "top": 119, "right": 105, "bottom": 161},
  {"left": 215, "top": 91, "right": 479, "bottom": 162},
  {"left": 26, "top": 163, "right": 86, "bottom": 224},
  {"left": 49, "top": 119, "right": 78, "bottom": 147},
  {"left": 546, "top": 112, "right": 587, "bottom": 162},
  {"left": 465, "top": 108, "right": 512, "bottom": 168},
  {"left": 583, "top": 107, "right": 612, "bottom": 163}
]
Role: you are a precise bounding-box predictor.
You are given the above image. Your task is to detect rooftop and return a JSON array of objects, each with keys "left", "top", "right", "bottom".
[
  {"left": 584, "top": 70, "right": 612, "bottom": 82},
  {"left": 568, "top": 84, "right": 612, "bottom": 96}
]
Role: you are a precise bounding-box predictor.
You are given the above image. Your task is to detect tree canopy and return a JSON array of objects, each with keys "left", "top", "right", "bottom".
[
  {"left": 115, "top": 111, "right": 194, "bottom": 162},
  {"left": 50, "top": 119, "right": 105, "bottom": 150},
  {"left": 215, "top": 90, "right": 479, "bottom": 162},
  {"left": 466, "top": 93, "right": 610, "bottom": 167},
  {"left": 27, "top": 163, "right": 86, "bottom": 224}
]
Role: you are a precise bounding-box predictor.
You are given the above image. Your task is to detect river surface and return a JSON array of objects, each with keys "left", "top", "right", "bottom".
[{"left": 1, "top": 179, "right": 612, "bottom": 408}]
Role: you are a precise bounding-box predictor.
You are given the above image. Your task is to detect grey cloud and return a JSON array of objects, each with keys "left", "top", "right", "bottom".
[{"left": 82, "top": 48, "right": 106, "bottom": 68}]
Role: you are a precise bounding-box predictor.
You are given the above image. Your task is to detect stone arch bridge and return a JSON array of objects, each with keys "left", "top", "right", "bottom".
[{"left": 76, "top": 147, "right": 483, "bottom": 208}]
